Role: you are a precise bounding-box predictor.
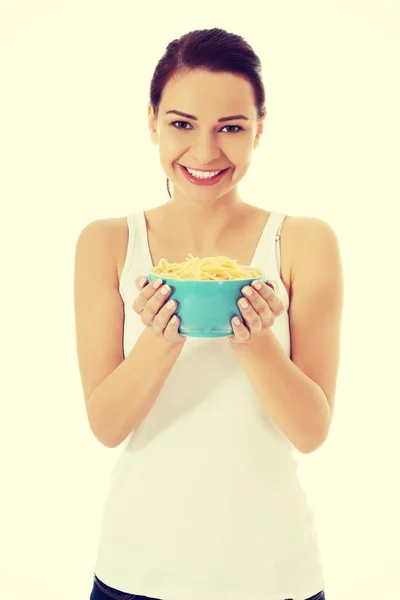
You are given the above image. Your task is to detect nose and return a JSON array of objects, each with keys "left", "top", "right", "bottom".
[{"left": 191, "top": 132, "right": 221, "bottom": 165}]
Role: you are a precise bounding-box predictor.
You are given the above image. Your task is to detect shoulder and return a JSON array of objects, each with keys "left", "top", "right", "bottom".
[
  {"left": 75, "top": 217, "right": 128, "bottom": 281},
  {"left": 280, "top": 215, "right": 341, "bottom": 296},
  {"left": 75, "top": 217, "right": 126, "bottom": 252},
  {"left": 283, "top": 214, "right": 339, "bottom": 265},
  {"left": 282, "top": 213, "right": 337, "bottom": 237},
  {"left": 285, "top": 214, "right": 338, "bottom": 236},
  {"left": 287, "top": 215, "right": 341, "bottom": 270}
]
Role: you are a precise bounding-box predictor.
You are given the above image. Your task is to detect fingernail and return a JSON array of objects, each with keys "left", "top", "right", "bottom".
[
  {"left": 153, "top": 279, "right": 163, "bottom": 289},
  {"left": 139, "top": 278, "right": 147, "bottom": 288}
]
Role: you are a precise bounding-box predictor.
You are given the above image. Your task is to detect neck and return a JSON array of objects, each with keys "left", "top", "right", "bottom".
[{"left": 164, "top": 189, "right": 247, "bottom": 249}]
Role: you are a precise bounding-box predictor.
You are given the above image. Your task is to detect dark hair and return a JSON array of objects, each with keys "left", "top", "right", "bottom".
[{"left": 148, "top": 28, "right": 266, "bottom": 198}]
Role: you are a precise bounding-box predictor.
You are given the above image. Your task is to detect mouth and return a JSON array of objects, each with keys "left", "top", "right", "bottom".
[
  {"left": 180, "top": 165, "right": 229, "bottom": 172},
  {"left": 178, "top": 164, "right": 230, "bottom": 186}
]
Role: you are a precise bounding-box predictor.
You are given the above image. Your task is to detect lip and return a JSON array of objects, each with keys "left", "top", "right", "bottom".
[{"left": 179, "top": 165, "right": 229, "bottom": 172}]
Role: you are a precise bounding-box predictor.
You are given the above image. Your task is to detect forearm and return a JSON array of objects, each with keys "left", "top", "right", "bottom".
[
  {"left": 230, "top": 329, "right": 331, "bottom": 453},
  {"left": 88, "top": 327, "right": 186, "bottom": 448}
]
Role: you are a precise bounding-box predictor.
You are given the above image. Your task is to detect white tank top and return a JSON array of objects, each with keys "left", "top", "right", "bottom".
[{"left": 93, "top": 209, "right": 326, "bottom": 600}]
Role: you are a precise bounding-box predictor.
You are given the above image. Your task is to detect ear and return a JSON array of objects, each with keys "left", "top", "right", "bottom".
[
  {"left": 148, "top": 105, "right": 158, "bottom": 145},
  {"left": 253, "top": 109, "right": 267, "bottom": 149}
]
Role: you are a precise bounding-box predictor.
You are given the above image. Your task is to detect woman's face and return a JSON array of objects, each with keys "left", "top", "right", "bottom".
[{"left": 148, "top": 69, "right": 266, "bottom": 203}]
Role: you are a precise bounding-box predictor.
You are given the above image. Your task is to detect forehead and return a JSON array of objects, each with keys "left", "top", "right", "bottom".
[{"left": 160, "top": 69, "right": 255, "bottom": 118}]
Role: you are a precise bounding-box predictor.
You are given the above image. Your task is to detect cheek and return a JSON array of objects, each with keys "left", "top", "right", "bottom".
[
  {"left": 226, "top": 138, "right": 253, "bottom": 165},
  {"left": 158, "top": 126, "right": 181, "bottom": 146},
  {"left": 158, "top": 140, "right": 183, "bottom": 166},
  {"left": 232, "top": 155, "right": 252, "bottom": 178}
]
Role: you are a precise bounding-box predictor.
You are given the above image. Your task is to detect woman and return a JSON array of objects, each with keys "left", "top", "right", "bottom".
[{"left": 74, "top": 27, "right": 343, "bottom": 600}]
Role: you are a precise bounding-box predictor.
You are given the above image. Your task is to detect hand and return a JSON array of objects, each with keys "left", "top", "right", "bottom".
[
  {"left": 229, "top": 280, "right": 285, "bottom": 344},
  {"left": 132, "top": 276, "right": 186, "bottom": 344}
]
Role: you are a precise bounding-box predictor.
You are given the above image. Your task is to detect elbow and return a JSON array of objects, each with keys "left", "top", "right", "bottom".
[
  {"left": 299, "top": 392, "right": 332, "bottom": 454},
  {"left": 99, "top": 434, "right": 120, "bottom": 449},
  {"left": 90, "top": 418, "right": 136, "bottom": 449},
  {"left": 87, "top": 395, "right": 120, "bottom": 449},
  {"left": 299, "top": 436, "right": 325, "bottom": 454},
  {"left": 298, "top": 417, "right": 331, "bottom": 454},
  {"left": 90, "top": 417, "right": 132, "bottom": 449},
  {"left": 89, "top": 421, "right": 118, "bottom": 448}
]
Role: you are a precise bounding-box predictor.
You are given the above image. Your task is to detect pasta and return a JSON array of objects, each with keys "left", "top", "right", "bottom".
[{"left": 150, "top": 253, "right": 263, "bottom": 281}]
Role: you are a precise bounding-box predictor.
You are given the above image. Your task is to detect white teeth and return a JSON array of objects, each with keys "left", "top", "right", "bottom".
[{"left": 186, "top": 167, "right": 222, "bottom": 179}]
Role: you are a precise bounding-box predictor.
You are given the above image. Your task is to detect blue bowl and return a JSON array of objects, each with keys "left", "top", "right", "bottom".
[{"left": 147, "top": 268, "right": 267, "bottom": 338}]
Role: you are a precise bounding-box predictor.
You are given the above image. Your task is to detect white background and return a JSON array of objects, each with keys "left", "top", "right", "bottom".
[{"left": 1, "top": 1, "right": 399, "bottom": 599}]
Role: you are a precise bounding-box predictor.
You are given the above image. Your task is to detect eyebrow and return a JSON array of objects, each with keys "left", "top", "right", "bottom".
[{"left": 165, "top": 109, "right": 249, "bottom": 123}]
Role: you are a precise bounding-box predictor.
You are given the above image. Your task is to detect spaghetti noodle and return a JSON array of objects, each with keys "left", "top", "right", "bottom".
[{"left": 150, "top": 253, "right": 263, "bottom": 281}]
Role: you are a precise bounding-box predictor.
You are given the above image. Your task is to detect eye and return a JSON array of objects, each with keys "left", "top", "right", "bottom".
[
  {"left": 170, "top": 121, "right": 243, "bottom": 133},
  {"left": 171, "top": 120, "right": 191, "bottom": 130},
  {"left": 221, "top": 125, "right": 243, "bottom": 133}
]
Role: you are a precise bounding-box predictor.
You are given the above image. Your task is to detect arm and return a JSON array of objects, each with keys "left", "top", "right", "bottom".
[
  {"left": 89, "top": 328, "right": 185, "bottom": 448},
  {"left": 74, "top": 219, "right": 185, "bottom": 449},
  {"left": 230, "top": 218, "right": 344, "bottom": 453}
]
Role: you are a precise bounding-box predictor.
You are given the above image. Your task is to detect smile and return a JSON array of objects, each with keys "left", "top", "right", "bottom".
[{"left": 179, "top": 164, "right": 229, "bottom": 186}]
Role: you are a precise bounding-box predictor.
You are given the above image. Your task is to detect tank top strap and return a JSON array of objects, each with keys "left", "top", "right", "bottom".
[
  {"left": 252, "top": 211, "right": 287, "bottom": 273},
  {"left": 118, "top": 213, "right": 138, "bottom": 296},
  {"left": 273, "top": 212, "right": 287, "bottom": 275},
  {"left": 252, "top": 211, "right": 289, "bottom": 307}
]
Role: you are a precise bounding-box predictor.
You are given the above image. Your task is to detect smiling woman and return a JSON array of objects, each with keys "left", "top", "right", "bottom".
[{"left": 74, "top": 26, "right": 337, "bottom": 600}]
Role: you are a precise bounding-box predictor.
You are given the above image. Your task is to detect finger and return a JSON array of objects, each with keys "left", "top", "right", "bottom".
[
  {"left": 145, "top": 283, "right": 172, "bottom": 317},
  {"left": 152, "top": 297, "right": 176, "bottom": 336},
  {"left": 140, "top": 283, "right": 173, "bottom": 327},
  {"left": 238, "top": 297, "right": 263, "bottom": 335},
  {"left": 231, "top": 316, "right": 250, "bottom": 341},
  {"left": 241, "top": 285, "right": 275, "bottom": 328},
  {"left": 132, "top": 277, "right": 164, "bottom": 315},
  {"left": 135, "top": 275, "right": 148, "bottom": 290},
  {"left": 250, "top": 280, "right": 285, "bottom": 315},
  {"left": 164, "top": 314, "right": 186, "bottom": 343}
]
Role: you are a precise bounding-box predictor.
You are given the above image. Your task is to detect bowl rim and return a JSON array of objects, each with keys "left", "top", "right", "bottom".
[
  {"left": 147, "top": 265, "right": 265, "bottom": 283},
  {"left": 147, "top": 274, "right": 266, "bottom": 283}
]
